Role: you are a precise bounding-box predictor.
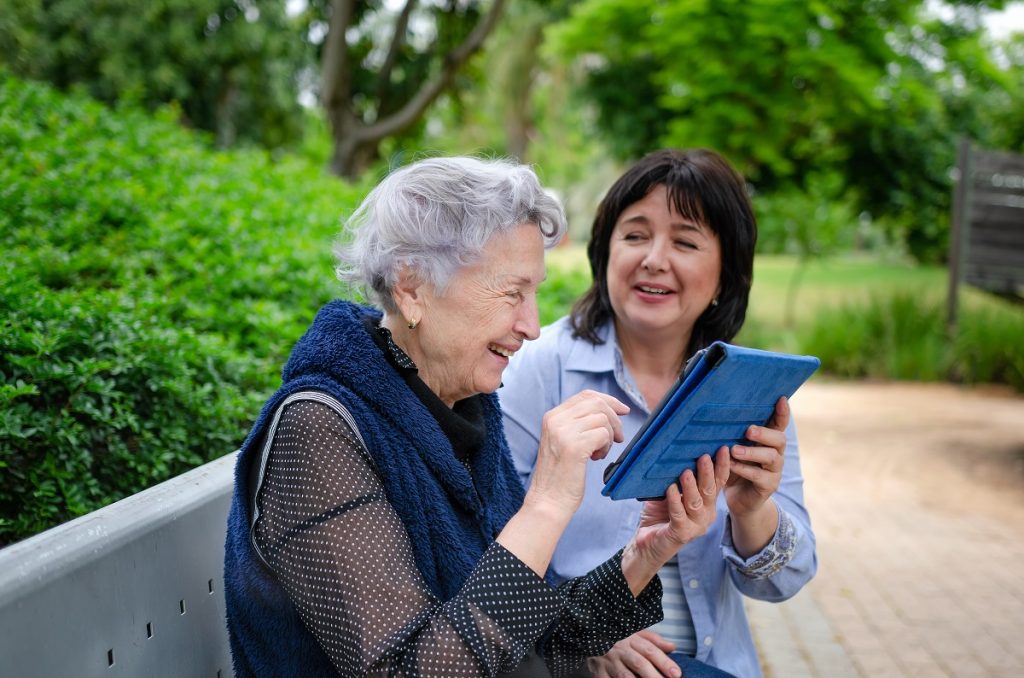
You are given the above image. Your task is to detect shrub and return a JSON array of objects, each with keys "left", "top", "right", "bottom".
[
  {"left": 0, "top": 272, "right": 264, "bottom": 541},
  {"left": 800, "top": 290, "right": 1024, "bottom": 390},
  {"left": 538, "top": 262, "right": 591, "bottom": 326},
  {"left": 954, "top": 307, "right": 1024, "bottom": 391},
  {"left": 0, "top": 74, "right": 366, "bottom": 544}
]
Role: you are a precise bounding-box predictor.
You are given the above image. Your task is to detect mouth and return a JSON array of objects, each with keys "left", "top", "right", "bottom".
[
  {"left": 636, "top": 284, "right": 673, "bottom": 296},
  {"left": 488, "top": 343, "right": 515, "bottom": 358}
]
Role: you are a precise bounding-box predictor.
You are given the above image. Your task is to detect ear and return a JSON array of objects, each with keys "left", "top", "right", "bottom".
[{"left": 390, "top": 266, "right": 426, "bottom": 326}]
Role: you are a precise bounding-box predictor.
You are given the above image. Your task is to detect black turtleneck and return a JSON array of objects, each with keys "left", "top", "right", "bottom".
[{"left": 362, "top": 316, "right": 485, "bottom": 465}]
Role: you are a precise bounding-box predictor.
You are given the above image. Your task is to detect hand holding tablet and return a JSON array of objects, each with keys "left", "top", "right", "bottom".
[{"left": 602, "top": 342, "right": 820, "bottom": 501}]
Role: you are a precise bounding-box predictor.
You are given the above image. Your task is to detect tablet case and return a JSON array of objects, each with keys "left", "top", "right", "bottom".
[{"left": 601, "top": 341, "right": 820, "bottom": 501}]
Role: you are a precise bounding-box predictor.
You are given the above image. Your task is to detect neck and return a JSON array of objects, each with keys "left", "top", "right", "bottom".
[
  {"left": 380, "top": 312, "right": 456, "bottom": 408},
  {"left": 614, "top": 320, "right": 690, "bottom": 407}
]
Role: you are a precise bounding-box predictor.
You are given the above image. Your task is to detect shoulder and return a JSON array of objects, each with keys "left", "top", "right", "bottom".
[{"left": 272, "top": 396, "right": 368, "bottom": 460}]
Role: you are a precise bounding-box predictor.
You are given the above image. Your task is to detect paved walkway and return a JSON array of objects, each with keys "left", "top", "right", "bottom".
[{"left": 744, "top": 381, "right": 1024, "bottom": 677}]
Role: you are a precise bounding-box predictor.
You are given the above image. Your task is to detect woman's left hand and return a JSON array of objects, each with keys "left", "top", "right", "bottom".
[
  {"left": 725, "top": 396, "right": 790, "bottom": 518},
  {"left": 627, "top": 448, "right": 730, "bottom": 580}
]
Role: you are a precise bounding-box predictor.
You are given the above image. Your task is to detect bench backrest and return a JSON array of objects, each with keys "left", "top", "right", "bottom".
[{"left": 0, "top": 453, "right": 237, "bottom": 678}]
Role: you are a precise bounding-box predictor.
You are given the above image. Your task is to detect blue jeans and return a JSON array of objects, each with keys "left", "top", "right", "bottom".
[{"left": 670, "top": 653, "right": 737, "bottom": 677}]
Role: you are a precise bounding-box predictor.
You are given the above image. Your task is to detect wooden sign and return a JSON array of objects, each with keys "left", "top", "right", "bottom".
[{"left": 947, "top": 141, "right": 1024, "bottom": 329}]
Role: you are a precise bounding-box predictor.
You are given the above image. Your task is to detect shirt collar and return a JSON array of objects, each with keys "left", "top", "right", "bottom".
[
  {"left": 563, "top": 320, "right": 650, "bottom": 412},
  {"left": 563, "top": 319, "right": 618, "bottom": 374},
  {"left": 374, "top": 323, "right": 418, "bottom": 372}
]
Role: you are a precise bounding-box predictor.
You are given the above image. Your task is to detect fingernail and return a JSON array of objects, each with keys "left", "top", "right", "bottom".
[{"left": 733, "top": 446, "right": 746, "bottom": 457}]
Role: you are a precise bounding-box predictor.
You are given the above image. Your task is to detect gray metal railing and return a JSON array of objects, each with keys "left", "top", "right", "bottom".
[{"left": 0, "top": 453, "right": 237, "bottom": 678}]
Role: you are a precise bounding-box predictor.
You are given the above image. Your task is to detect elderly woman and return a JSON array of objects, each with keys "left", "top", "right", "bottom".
[
  {"left": 223, "top": 156, "right": 731, "bottom": 677},
  {"left": 499, "top": 149, "right": 817, "bottom": 678}
]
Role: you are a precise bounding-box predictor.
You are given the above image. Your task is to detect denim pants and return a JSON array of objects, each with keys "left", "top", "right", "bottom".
[
  {"left": 559, "top": 652, "right": 736, "bottom": 677},
  {"left": 670, "top": 653, "right": 737, "bottom": 677}
]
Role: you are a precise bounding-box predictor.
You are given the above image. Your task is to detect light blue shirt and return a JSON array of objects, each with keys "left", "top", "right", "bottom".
[{"left": 498, "top": 317, "right": 817, "bottom": 678}]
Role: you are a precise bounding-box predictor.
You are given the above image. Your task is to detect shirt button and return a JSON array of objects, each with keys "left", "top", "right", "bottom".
[
  {"left": 704, "top": 636, "right": 713, "bottom": 647},
  {"left": 688, "top": 578, "right": 699, "bottom": 589}
]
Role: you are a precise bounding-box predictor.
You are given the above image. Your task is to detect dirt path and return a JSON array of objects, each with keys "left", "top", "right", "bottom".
[
  {"left": 751, "top": 380, "right": 1024, "bottom": 677},
  {"left": 792, "top": 380, "right": 1024, "bottom": 525}
]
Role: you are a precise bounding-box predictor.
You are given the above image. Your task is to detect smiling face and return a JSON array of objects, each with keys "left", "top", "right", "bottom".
[
  {"left": 395, "top": 224, "right": 546, "bottom": 406},
  {"left": 606, "top": 184, "right": 722, "bottom": 350}
]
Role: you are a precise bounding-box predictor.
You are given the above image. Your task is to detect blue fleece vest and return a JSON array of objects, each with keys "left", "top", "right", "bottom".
[{"left": 223, "top": 300, "right": 525, "bottom": 677}]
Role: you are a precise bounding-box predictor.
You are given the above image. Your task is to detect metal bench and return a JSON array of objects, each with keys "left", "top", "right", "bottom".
[{"left": 0, "top": 453, "right": 237, "bottom": 678}]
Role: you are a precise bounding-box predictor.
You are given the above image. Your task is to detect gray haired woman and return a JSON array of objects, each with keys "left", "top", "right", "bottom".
[{"left": 224, "top": 156, "right": 730, "bottom": 677}]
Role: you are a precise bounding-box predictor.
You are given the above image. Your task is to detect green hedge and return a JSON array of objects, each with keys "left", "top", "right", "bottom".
[
  {"left": 0, "top": 74, "right": 366, "bottom": 544},
  {"left": 800, "top": 291, "right": 1024, "bottom": 390}
]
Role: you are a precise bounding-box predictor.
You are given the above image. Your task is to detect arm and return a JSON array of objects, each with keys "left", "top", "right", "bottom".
[
  {"left": 722, "top": 400, "right": 817, "bottom": 601},
  {"left": 254, "top": 401, "right": 563, "bottom": 675},
  {"left": 541, "top": 449, "right": 731, "bottom": 678},
  {"left": 255, "top": 395, "right": 683, "bottom": 676}
]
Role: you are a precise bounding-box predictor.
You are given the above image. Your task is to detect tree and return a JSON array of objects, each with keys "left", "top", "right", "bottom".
[
  {"left": 547, "top": 0, "right": 1015, "bottom": 261},
  {"left": 0, "top": 0, "right": 306, "bottom": 148},
  {"left": 311, "top": 0, "right": 507, "bottom": 178}
]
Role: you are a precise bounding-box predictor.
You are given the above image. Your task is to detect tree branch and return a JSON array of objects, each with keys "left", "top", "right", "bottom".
[
  {"left": 321, "top": 0, "right": 357, "bottom": 111},
  {"left": 359, "top": 0, "right": 507, "bottom": 141},
  {"left": 374, "top": 0, "right": 418, "bottom": 116}
]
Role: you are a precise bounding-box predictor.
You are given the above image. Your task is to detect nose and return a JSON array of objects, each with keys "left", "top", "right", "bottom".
[
  {"left": 641, "top": 237, "right": 669, "bottom": 272},
  {"left": 514, "top": 292, "right": 541, "bottom": 341}
]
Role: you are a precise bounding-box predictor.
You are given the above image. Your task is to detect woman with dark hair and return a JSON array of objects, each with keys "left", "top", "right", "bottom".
[{"left": 500, "top": 149, "right": 816, "bottom": 678}]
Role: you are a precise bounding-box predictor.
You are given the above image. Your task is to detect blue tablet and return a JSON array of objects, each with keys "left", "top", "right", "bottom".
[{"left": 601, "top": 342, "right": 820, "bottom": 501}]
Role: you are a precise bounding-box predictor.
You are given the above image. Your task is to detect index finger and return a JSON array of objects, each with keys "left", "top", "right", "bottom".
[
  {"left": 571, "top": 390, "right": 628, "bottom": 442},
  {"left": 582, "top": 389, "right": 630, "bottom": 416}
]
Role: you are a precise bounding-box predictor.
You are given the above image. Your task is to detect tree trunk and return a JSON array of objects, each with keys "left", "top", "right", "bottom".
[
  {"left": 502, "top": 15, "right": 543, "bottom": 161},
  {"left": 330, "top": 131, "right": 381, "bottom": 179},
  {"left": 321, "top": 0, "right": 508, "bottom": 180},
  {"left": 215, "top": 69, "right": 238, "bottom": 147}
]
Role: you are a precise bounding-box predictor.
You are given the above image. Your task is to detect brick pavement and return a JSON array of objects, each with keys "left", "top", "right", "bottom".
[{"left": 745, "top": 381, "right": 1024, "bottom": 677}]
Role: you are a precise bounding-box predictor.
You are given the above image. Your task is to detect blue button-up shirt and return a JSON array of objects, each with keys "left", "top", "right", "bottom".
[{"left": 498, "top": 317, "right": 817, "bottom": 678}]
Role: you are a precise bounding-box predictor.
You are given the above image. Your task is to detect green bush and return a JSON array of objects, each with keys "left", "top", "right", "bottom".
[
  {"left": 0, "top": 73, "right": 366, "bottom": 544},
  {"left": 800, "top": 290, "right": 1024, "bottom": 390},
  {"left": 0, "top": 273, "right": 263, "bottom": 540},
  {"left": 538, "top": 261, "right": 591, "bottom": 327},
  {"left": 954, "top": 307, "right": 1024, "bottom": 391}
]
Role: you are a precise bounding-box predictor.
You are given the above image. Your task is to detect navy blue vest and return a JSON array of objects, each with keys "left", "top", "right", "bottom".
[{"left": 223, "top": 301, "right": 525, "bottom": 676}]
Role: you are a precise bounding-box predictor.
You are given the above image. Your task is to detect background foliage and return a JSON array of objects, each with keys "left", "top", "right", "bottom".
[
  {"left": 0, "top": 0, "right": 307, "bottom": 148},
  {"left": 1, "top": 0, "right": 1023, "bottom": 542},
  {"left": 0, "top": 74, "right": 365, "bottom": 544},
  {"left": 545, "top": 0, "right": 1024, "bottom": 262}
]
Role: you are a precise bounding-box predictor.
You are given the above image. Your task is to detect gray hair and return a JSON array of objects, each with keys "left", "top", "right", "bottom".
[{"left": 335, "top": 156, "right": 567, "bottom": 311}]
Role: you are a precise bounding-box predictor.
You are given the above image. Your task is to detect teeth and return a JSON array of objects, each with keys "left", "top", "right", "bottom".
[
  {"left": 489, "top": 344, "right": 513, "bottom": 357},
  {"left": 639, "top": 286, "right": 669, "bottom": 295}
]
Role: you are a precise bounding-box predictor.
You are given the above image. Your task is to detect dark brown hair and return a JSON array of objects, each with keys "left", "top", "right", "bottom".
[{"left": 570, "top": 148, "right": 757, "bottom": 359}]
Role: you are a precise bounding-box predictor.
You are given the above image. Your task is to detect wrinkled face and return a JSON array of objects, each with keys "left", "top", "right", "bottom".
[
  {"left": 606, "top": 185, "right": 721, "bottom": 347},
  {"left": 412, "top": 224, "right": 545, "bottom": 406}
]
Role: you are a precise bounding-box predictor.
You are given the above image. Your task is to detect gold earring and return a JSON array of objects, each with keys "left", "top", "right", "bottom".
[{"left": 407, "top": 318, "right": 419, "bottom": 330}]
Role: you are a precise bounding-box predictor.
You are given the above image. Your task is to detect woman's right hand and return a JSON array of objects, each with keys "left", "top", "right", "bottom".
[
  {"left": 524, "top": 390, "right": 630, "bottom": 517},
  {"left": 586, "top": 630, "right": 681, "bottom": 678}
]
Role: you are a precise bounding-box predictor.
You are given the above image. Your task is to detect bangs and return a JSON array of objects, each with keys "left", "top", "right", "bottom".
[{"left": 663, "top": 170, "right": 709, "bottom": 231}]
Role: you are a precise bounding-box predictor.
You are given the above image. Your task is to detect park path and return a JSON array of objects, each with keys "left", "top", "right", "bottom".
[{"left": 744, "top": 380, "right": 1024, "bottom": 677}]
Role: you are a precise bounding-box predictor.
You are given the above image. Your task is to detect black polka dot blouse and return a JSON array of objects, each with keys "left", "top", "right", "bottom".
[{"left": 252, "top": 399, "right": 663, "bottom": 677}]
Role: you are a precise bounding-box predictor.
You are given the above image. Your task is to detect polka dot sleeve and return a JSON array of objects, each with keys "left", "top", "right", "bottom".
[
  {"left": 544, "top": 551, "right": 664, "bottom": 676},
  {"left": 252, "top": 400, "right": 662, "bottom": 677}
]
